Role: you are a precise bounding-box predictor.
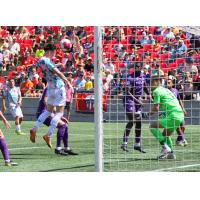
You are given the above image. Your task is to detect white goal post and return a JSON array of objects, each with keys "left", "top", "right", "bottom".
[{"left": 94, "top": 26, "right": 103, "bottom": 172}]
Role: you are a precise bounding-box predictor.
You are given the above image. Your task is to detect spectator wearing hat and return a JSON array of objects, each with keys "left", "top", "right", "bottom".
[
  {"left": 175, "top": 39, "right": 187, "bottom": 57},
  {"left": 185, "top": 57, "right": 198, "bottom": 76},
  {"left": 140, "top": 32, "right": 149, "bottom": 46},
  {"left": 75, "top": 72, "right": 86, "bottom": 91},
  {"left": 84, "top": 57, "right": 94, "bottom": 72},
  {"left": 10, "top": 37, "right": 20, "bottom": 56},
  {"left": 104, "top": 58, "right": 115, "bottom": 75},
  {"left": 162, "top": 27, "right": 175, "bottom": 40},
  {"left": 148, "top": 34, "right": 155, "bottom": 45}
]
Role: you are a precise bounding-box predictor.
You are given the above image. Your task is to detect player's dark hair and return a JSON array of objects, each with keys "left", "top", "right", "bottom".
[{"left": 44, "top": 43, "right": 56, "bottom": 52}]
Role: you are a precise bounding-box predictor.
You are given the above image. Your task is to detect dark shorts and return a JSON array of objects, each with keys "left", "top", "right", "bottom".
[{"left": 65, "top": 102, "right": 71, "bottom": 112}]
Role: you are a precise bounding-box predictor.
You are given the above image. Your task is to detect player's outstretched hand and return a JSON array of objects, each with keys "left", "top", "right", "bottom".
[{"left": 3, "top": 120, "right": 11, "bottom": 130}]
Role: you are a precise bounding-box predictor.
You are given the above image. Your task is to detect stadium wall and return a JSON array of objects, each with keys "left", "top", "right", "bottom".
[{"left": 1, "top": 97, "right": 200, "bottom": 125}]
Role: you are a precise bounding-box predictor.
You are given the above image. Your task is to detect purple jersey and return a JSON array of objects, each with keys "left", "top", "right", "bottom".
[
  {"left": 125, "top": 73, "right": 146, "bottom": 100},
  {"left": 170, "top": 88, "right": 181, "bottom": 100},
  {"left": 36, "top": 88, "right": 48, "bottom": 118}
]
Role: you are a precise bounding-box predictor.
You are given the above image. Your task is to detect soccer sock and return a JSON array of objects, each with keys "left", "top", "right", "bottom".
[
  {"left": 47, "top": 112, "right": 63, "bottom": 137},
  {"left": 123, "top": 121, "right": 133, "bottom": 144},
  {"left": 176, "top": 128, "right": 185, "bottom": 141},
  {"left": 16, "top": 124, "right": 21, "bottom": 132},
  {"left": 63, "top": 125, "right": 69, "bottom": 148},
  {"left": 0, "top": 138, "right": 10, "bottom": 161},
  {"left": 135, "top": 121, "right": 141, "bottom": 144},
  {"left": 165, "top": 137, "right": 173, "bottom": 152},
  {"left": 150, "top": 128, "right": 165, "bottom": 145},
  {"left": 34, "top": 110, "right": 51, "bottom": 130},
  {"left": 56, "top": 124, "right": 66, "bottom": 148}
]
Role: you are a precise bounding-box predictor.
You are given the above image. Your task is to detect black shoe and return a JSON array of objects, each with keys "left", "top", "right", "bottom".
[
  {"left": 5, "top": 160, "right": 18, "bottom": 166},
  {"left": 64, "top": 149, "right": 79, "bottom": 155},
  {"left": 121, "top": 144, "right": 129, "bottom": 152},
  {"left": 134, "top": 146, "right": 146, "bottom": 153},
  {"left": 55, "top": 149, "right": 68, "bottom": 156}
]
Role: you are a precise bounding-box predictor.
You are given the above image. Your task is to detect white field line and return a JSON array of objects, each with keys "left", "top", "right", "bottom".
[
  {"left": 8, "top": 146, "right": 46, "bottom": 151},
  {"left": 152, "top": 163, "right": 200, "bottom": 171}
]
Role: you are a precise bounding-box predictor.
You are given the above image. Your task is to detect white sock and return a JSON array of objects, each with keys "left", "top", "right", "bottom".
[
  {"left": 16, "top": 124, "right": 21, "bottom": 132},
  {"left": 34, "top": 111, "right": 51, "bottom": 130},
  {"left": 163, "top": 143, "right": 171, "bottom": 152},
  {"left": 65, "top": 147, "right": 70, "bottom": 151},
  {"left": 5, "top": 159, "right": 10, "bottom": 163},
  {"left": 56, "top": 147, "right": 62, "bottom": 151},
  {"left": 134, "top": 142, "right": 140, "bottom": 147}
]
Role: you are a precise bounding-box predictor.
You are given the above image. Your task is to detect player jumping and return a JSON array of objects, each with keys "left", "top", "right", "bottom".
[
  {"left": 36, "top": 87, "right": 78, "bottom": 155},
  {"left": 167, "top": 79, "right": 188, "bottom": 146},
  {"left": 147, "top": 76, "right": 184, "bottom": 159},
  {"left": 30, "top": 43, "right": 71, "bottom": 148},
  {"left": 0, "top": 110, "right": 18, "bottom": 166},
  {"left": 121, "top": 63, "right": 151, "bottom": 153},
  {"left": 2, "top": 78, "right": 24, "bottom": 135}
]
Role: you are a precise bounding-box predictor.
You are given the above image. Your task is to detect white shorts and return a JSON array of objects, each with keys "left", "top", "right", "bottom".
[
  {"left": 47, "top": 86, "right": 66, "bottom": 106},
  {"left": 9, "top": 106, "right": 23, "bottom": 119}
]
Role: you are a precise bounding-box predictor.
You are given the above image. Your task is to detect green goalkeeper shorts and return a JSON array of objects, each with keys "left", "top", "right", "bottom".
[{"left": 159, "top": 113, "right": 184, "bottom": 133}]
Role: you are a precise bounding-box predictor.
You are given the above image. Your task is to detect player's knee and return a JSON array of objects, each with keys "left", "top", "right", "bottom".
[{"left": 50, "top": 112, "right": 63, "bottom": 127}]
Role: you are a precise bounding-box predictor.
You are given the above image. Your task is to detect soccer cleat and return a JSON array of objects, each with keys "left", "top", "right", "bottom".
[
  {"left": 134, "top": 145, "right": 146, "bottom": 153},
  {"left": 176, "top": 139, "right": 188, "bottom": 147},
  {"left": 5, "top": 161, "right": 18, "bottom": 167},
  {"left": 30, "top": 128, "right": 36, "bottom": 143},
  {"left": 166, "top": 152, "right": 176, "bottom": 160},
  {"left": 158, "top": 145, "right": 171, "bottom": 160},
  {"left": 176, "top": 140, "right": 185, "bottom": 147},
  {"left": 55, "top": 149, "right": 68, "bottom": 156},
  {"left": 43, "top": 135, "right": 52, "bottom": 148},
  {"left": 121, "top": 144, "right": 129, "bottom": 152},
  {"left": 15, "top": 130, "right": 26, "bottom": 136},
  {"left": 183, "top": 139, "right": 188, "bottom": 146},
  {"left": 64, "top": 148, "right": 79, "bottom": 155}
]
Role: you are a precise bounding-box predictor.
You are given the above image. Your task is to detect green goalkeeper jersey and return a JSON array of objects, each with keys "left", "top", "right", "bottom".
[{"left": 152, "top": 86, "right": 183, "bottom": 119}]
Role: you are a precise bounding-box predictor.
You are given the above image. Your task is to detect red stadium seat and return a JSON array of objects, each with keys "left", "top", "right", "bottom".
[
  {"left": 168, "top": 62, "right": 177, "bottom": 69},
  {"left": 159, "top": 53, "right": 170, "bottom": 60},
  {"left": 176, "top": 58, "right": 185, "bottom": 65},
  {"left": 143, "top": 44, "right": 152, "bottom": 51}
]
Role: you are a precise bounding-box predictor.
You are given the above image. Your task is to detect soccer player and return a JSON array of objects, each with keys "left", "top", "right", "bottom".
[
  {"left": 2, "top": 78, "right": 24, "bottom": 135},
  {"left": 36, "top": 87, "right": 78, "bottom": 155},
  {"left": 0, "top": 110, "right": 18, "bottom": 166},
  {"left": 121, "top": 62, "right": 151, "bottom": 153},
  {"left": 148, "top": 76, "right": 184, "bottom": 159},
  {"left": 30, "top": 43, "right": 71, "bottom": 148},
  {"left": 167, "top": 79, "right": 188, "bottom": 146}
]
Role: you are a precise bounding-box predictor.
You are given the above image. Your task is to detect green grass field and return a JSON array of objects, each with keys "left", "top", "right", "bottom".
[{"left": 0, "top": 121, "right": 200, "bottom": 172}]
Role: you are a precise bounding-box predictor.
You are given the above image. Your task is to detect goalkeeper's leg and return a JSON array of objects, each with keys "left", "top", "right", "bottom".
[{"left": 121, "top": 113, "right": 134, "bottom": 152}]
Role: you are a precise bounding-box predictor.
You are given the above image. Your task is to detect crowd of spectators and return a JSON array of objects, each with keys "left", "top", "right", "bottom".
[{"left": 0, "top": 26, "right": 200, "bottom": 100}]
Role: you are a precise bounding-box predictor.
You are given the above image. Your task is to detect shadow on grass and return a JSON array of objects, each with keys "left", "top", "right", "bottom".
[{"left": 39, "top": 163, "right": 95, "bottom": 172}]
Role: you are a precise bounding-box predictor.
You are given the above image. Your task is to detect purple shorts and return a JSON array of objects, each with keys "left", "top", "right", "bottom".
[
  {"left": 43, "top": 117, "right": 52, "bottom": 127},
  {"left": 123, "top": 99, "right": 142, "bottom": 113}
]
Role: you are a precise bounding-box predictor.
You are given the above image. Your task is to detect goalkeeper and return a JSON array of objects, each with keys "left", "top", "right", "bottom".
[{"left": 144, "top": 76, "right": 184, "bottom": 159}]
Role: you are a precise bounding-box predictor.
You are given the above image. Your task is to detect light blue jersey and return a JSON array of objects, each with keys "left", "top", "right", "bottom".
[
  {"left": 3, "top": 86, "right": 21, "bottom": 107},
  {"left": 36, "top": 57, "right": 64, "bottom": 89}
]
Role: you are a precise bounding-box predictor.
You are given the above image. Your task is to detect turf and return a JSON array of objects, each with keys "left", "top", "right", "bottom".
[{"left": 0, "top": 121, "right": 200, "bottom": 172}]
